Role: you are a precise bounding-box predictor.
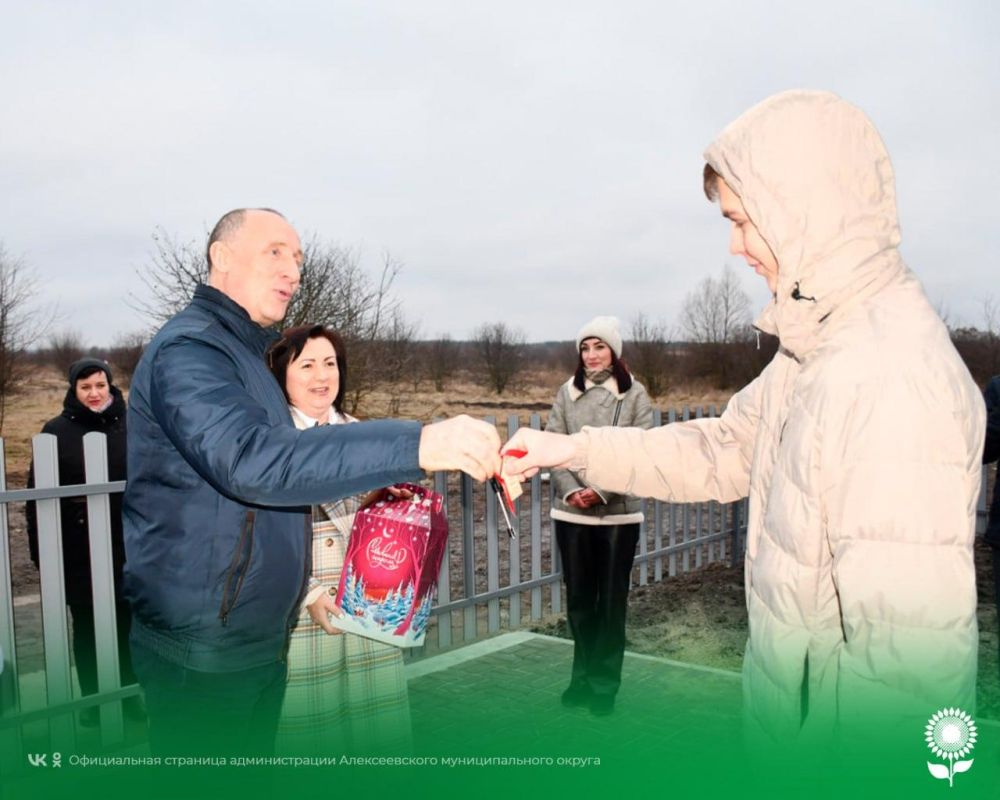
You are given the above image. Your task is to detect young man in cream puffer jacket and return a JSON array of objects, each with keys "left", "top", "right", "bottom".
[{"left": 506, "top": 90, "right": 985, "bottom": 751}]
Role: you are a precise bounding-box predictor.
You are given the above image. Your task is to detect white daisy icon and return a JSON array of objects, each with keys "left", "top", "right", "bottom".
[{"left": 925, "top": 708, "right": 977, "bottom": 787}]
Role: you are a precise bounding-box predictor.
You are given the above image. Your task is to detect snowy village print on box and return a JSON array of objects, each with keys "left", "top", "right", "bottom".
[{"left": 335, "top": 485, "right": 449, "bottom": 647}]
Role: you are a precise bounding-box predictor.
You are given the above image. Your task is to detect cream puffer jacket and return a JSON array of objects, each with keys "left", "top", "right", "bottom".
[{"left": 572, "top": 90, "right": 985, "bottom": 743}]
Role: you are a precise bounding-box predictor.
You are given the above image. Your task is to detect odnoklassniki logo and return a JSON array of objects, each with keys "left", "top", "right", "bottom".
[{"left": 926, "top": 708, "right": 977, "bottom": 787}]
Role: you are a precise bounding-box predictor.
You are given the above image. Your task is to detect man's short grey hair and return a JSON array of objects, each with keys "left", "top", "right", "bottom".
[{"left": 205, "top": 207, "right": 286, "bottom": 270}]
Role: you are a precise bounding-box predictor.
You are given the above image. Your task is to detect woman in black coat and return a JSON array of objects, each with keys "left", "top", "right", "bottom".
[{"left": 27, "top": 358, "right": 140, "bottom": 725}]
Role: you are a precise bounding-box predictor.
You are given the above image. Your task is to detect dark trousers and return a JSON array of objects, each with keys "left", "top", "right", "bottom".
[
  {"left": 555, "top": 521, "right": 639, "bottom": 698},
  {"left": 130, "top": 637, "right": 288, "bottom": 758},
  {"left": 994, "top": 548, "right": 1000, "bottom": 677},
  {"left": 68, "top": 601, "right": 136, "bottom": 695}
]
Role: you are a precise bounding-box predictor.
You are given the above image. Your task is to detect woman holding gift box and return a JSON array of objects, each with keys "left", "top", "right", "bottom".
[
  {"left": 546, "top": 316, "right": 654, "bottom": 716},
  {"left": 266, "top": 324, "right": 412, "bottom": 756}
]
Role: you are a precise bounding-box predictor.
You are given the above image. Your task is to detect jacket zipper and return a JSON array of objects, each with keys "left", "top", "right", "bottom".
[
  {"left": 279, "top": 513, "right": 313, "bottom": 662},
  {"left": 219, "top": 510, "right": 255, "bottom": 626}
]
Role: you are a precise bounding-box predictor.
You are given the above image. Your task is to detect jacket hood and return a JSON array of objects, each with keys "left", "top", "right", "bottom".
[{"left": 704, "top": 90, "right": 906, "bottom": 358}]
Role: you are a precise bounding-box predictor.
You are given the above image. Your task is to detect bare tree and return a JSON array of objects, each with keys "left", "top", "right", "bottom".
[
  {"left": 369, "top": 308, "right": 420, "bottom": 416},
  {"left": 131, "top": 229, "right": 413, "bottom": 414},
  {"left": 628, "top": 313, "right": 673, "bottom": 399},
  {"left": 0, "top": 244, "right": 51, "bottom": 429},
  {"left": 130, "top": 228, "right": 207, "bottom": 326},
  {"left": 427, "top": 334, "right": 459, "bottom": 392},
  {"left": 475, "top": 322, "right": 526, "bottom": 395},
  {"left": 681, "top": 264, "right": 752, "bottom": 345},
  {"left": 131, "top": 229, "right": 396, "bottom": 330},
  {"left": 680, "top": 265, "right": 754, "bottom": 388},
  {"left": 46, "top": 329, "right": 87, "bottom": 374},
  {"left": 108, "top": 330, "right": 148, "bottom": 387},
  {"left": 980, "top": 294, "right": 1000, "bottom": 379}
]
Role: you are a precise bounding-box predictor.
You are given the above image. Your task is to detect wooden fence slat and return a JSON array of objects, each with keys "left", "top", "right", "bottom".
[
  {"left": 83, "top": 433, "right": 125, "bottom": 745},
  {"left": 31, "top": 433, "right": 76, "bottom": 753},
  {"left": 434, "top": 469, "right": 452, "bottom": 649},
  {"left": 485, "top": 419, "right": 500, "bottom": 634},
  {"left": 461, "top": 472, "right": 477, "bottom": 642},
  {"left": 530, "top": 415, "right": 543, "bottom": 621},
  {"left": 507, "top": 415, "right": 521, "bottom": 630},
  {"left": 549, "top": 476, "right": 561, "bottom": 615}
]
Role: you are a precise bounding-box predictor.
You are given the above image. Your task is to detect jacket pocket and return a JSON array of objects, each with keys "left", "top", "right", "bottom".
[{"left": 219, "top": 510, "right": 255, "bottom": 626}]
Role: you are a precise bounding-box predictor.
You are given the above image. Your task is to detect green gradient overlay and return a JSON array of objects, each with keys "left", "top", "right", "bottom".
[{"left": 5, "top": 636, "right": 998, "bottom": 799}]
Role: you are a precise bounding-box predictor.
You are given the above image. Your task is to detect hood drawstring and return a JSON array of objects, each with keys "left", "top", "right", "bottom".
[
  {"left": 791, "top": 282, "right": 817, "bottom": 303},
  {"left": 755, "top": 329, "right": 761, "bottom": 350}
]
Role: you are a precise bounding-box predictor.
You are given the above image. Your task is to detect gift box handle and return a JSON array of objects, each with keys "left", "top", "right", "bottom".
[{"left": 389, "top": 482, "right": 444, "bottom": 514}]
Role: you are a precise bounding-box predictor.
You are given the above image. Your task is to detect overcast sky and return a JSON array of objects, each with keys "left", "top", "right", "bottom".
[{"left": 2, "top": 1, "right": 997, "bottom": 347}]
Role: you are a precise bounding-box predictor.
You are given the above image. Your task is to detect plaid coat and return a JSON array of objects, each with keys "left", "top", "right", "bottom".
[{"left": 275, "top": 412, "right": 411, "bottom": 756}]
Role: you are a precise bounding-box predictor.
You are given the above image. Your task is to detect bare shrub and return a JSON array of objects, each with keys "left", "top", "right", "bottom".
[
  {"left": 0, "top": 245, "right": 52, "bottom": 429},
  {"left": 475, "top": 322, "right": 526, "bottom": 395},
  {"left": 680, "top": 265, "right": 753, "bottom": 388},
  {"left": 132, "top": 229, "right": 414, "bottom": 414},
  {"left": 426, "top": 335, "right": 459, "bottom": 392},
  {"left": 45, "top": 329, "right": 86, "bottom": 375},
  {"left": 629, "top": 313, "right": 673, "bottom": 399},
  {"left": 108, "top": 331, "right": 148, "bottom": 387}
]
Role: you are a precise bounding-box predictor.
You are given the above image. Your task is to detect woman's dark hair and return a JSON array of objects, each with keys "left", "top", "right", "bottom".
[
  {"left": 74, "top": 366, "right": 106, "bottom": 384},
  {"left": 266, "top": 324, "right": 347, "bottom": 415},
  {"left": 572, "top": 339, "right": 633, "bottom": 394}
]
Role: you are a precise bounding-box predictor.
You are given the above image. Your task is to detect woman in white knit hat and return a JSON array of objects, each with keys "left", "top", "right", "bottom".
[{"left": 546, "top": 316, "right": 653, "bottom": 716}]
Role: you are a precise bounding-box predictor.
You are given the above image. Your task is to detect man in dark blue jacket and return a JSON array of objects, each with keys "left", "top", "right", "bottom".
[{"left": 124, "top": 207, "right": 500, "bottom": 756}]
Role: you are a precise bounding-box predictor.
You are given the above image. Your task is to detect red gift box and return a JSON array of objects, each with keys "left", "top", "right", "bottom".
[{"left": 334, "top": 483, "right": 449, "bottom": 647}]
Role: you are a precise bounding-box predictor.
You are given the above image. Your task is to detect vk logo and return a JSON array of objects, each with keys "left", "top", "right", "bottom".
[{"left": 27, "top": 753, "right": 48, "bottom": 767}]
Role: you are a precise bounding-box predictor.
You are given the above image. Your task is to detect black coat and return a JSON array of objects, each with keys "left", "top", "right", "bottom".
[
  {"left": 27, "top": 386, "right": 128, "bottom": 604},
  {"left": 985, "top": 377, "right": 1000, "bottom": 547}
]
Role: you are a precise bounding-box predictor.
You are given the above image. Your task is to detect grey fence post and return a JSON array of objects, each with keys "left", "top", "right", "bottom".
[
  {"left": 83, "top": 433, "right": 125, "bottom": 744},
  {"left": 507, "top": 415, "right": 521, "bottom": 630},
  {"left": 652, "top": 410, "right": 663, "bottom": 582},
  {"left": 484, "top": 417, "right": 500, "bottom": 634},
  {"left": 667, "top": 408, "right": 678, "bottom": 577},
  {"left": 637, "top": 504, "right": 649, "bottom": 588},
  {"left": 730, "top": 500, "right": 742, "bottom": 568},
  {"left": 31, "top": 433, "right": 75, "bottom": 752},
  {"left": 461, "top": 472, "right": 476, "bottom": 642},
  {"left": 529, "top": 415, "right": 543, "bottom": 621},
  {"left": 979, "top": 466, "right": 989, "bottom": 536},
  {"left": 434, "top": 470, "right": 452, "bottom": 649},
  {"left": 549, "top": 470, "right": 561, "bottom": 614},
  {"left": 680, "top": 407, "right": 691, "bottom": 573}
]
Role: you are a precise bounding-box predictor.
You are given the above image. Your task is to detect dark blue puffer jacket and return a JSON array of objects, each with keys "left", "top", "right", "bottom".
[
  {"left": 984, "top": 376, "right": 1000, "bottom": 547},
  {"left": 123, "top": 285, "right": 423, "bottom": 671}
]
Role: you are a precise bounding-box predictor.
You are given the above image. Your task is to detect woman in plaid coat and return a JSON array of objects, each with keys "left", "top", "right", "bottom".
[{"left": 267, "top": 324, "right": 412, "bottom": 756}]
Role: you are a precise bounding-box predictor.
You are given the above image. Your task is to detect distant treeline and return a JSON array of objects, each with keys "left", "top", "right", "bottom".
[{"left": 25, "top": 326, "right": 1000, "bottom": 408}]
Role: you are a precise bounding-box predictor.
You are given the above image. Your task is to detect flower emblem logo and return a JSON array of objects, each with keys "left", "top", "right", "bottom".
[{"left": 925, "top": 708, "right": 976, "bottom": 787}]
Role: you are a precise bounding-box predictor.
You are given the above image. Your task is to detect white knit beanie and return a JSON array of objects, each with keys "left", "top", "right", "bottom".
[{"left": 575, "top": 316, "right": 623, "bottom": 358}]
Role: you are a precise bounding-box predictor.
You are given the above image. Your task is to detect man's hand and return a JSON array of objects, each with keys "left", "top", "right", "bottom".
[
  {"left": 360, "top": 484, "right": 414, "bottom": 509},
  {"left": 501, "top": 428, "right": 582, "bottom": 480},
  {"left": 307, "top": 592, "right": 345, "bottom": 635},
  {"left": 419, "top": 415, "right": 502, "bottom": 482},
  {"left": 567, "top": 488, "right": 602, "bottom": 509}
]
